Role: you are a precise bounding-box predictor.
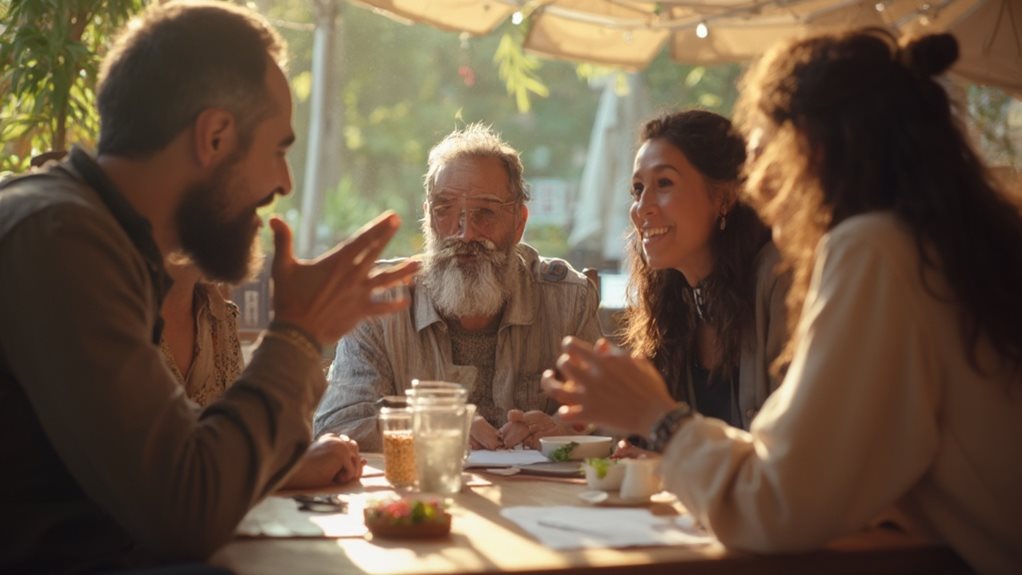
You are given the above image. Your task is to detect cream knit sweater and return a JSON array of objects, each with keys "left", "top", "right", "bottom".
[{"left": 663, "top": 212, "right": 1021, "bottom": 575}]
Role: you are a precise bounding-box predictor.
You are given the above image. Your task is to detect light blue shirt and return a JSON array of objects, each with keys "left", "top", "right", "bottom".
[{"left": 314, "top": 243, "right": 602, "bottom": 451}]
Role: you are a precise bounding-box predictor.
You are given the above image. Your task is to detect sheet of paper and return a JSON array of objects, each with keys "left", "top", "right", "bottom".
[
  {"left": 501, "top": 506, "right": 714, "bottom": 550},
  {"left": 465, "top": 449, "right": 550, "bottom": 468}
]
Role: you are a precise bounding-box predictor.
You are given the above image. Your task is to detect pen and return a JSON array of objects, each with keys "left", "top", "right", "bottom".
[{"left": 537, "top": 519, "right": 613, "bottom": 537}]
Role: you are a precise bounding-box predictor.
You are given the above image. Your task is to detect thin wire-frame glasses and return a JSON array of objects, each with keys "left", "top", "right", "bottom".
[{"left": 428, "top": 196, "right": 519, "bottom": 234}]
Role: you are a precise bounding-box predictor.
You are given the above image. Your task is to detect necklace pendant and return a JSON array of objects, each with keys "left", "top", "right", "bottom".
[{"left": 692, "top": 287, "right": 708, "bottom": 321}]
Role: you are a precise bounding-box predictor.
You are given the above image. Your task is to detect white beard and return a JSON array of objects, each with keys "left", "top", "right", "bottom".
[{"left": 420, "top": 235, "right": 513, "bottom": 319}]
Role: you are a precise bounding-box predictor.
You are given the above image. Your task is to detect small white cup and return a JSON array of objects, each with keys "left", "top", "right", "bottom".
[{"left": 619, "top": 458, "right": 662, "bottom": 502}]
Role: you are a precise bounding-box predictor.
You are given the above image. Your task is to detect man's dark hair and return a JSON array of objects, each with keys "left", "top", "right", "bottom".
[{"left": 97, "top": 0, "right": 287, "bottom": 157}]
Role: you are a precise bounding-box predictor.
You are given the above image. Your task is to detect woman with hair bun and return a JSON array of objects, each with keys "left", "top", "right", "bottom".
[{"left": 545, "top": 28, "right": 1022, "bottom": 574}]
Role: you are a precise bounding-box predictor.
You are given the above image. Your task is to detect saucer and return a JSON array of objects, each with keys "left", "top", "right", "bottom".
[{"left": 578, "top": 490, "right": 676, "bottom": 507}]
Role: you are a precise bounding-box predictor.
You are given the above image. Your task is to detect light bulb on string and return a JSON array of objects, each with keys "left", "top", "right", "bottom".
[{"left": 696, "top": 21, "right": 709, "bottom": 39}]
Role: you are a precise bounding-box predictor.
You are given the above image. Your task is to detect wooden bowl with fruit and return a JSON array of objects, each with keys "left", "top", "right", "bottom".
[{"left": 363, "top": 497, "right": 452, "bottom": 539}]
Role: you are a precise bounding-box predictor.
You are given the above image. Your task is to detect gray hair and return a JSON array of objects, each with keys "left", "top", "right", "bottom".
[{"left": 423, "top": 123, "right": 530, "bottom": 202}]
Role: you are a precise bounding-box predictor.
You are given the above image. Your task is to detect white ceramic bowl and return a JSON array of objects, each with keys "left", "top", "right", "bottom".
[
  {"left": 582, "top": 459, "right": 626, "bottom": 491},
  {"left": 539, "top": 435, "right": 613, "bottom": 461}
]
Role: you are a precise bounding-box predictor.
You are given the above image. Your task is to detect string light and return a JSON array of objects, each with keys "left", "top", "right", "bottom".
[
  {"left": 695, "top": 21, "right": 709, "bottom": 39},
  {"left": 511, "top": 11, "right": 524, "bottom": 25},
  {"left": 874, "top": 1, "right": 887, "bottom": 12},
  {"left": 918, "top": 2, "right": 936, "bottom": 26}
]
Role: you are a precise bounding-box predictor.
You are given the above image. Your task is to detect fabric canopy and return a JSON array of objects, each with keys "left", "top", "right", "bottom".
[{"left": 356, "top": 0, "right": 1020, "bottom": 97}]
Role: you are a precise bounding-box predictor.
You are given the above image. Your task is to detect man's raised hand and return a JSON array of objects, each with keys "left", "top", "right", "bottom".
[{"left": 269, "top": 211, "right": 419, "bottom": 346}]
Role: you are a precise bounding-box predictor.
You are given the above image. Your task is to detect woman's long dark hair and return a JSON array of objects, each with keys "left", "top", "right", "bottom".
[
  {"left": 736, "top": 28, "right": 1022, "bottom": 379},
  {"left": 622, "top": 110, "right": 772, "bottom": 398}
]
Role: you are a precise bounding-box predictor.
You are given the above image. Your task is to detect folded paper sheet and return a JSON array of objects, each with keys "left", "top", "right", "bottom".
[
  {"left": 501, "top": 506, "right": 714, "bottom": 550},
  {"left": 465, "top": 449, "right": 550, "bottom": 468}
]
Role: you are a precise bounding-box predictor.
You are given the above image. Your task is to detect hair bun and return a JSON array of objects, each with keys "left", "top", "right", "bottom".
[{"left": 901, "top": 33, "right": 959, "bottom": 77}]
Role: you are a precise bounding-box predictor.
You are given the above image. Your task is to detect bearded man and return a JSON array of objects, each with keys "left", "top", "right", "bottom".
[
  {"left": 314, "top": 124, "right": 601, "bottom": 452},
  {"left": 0, "top": 2, "right": 416, "bottom": 570}
]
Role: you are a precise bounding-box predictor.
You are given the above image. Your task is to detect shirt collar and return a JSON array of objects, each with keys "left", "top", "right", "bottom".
[
  {"left": 68, "top": 146, "right": 172, "bottom": 343},
  {"left": 193, "top": 282, "right": 228, "bottom": 321}
]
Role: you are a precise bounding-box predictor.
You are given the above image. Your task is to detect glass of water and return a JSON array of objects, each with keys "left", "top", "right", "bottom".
[
  {"left": 410, "top": 398, "right": 467, "bottom": 495},
  {"left": 406, "top": 379, "right": 468, "bottom": 403}
]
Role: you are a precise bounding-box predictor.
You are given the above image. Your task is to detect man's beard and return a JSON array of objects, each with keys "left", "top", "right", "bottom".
[
  {"left": 420, "top": 232, "right": 515, "bottom": 319},
  {"left": 176, "top": 158, "right": 264, "bottom": 284}
]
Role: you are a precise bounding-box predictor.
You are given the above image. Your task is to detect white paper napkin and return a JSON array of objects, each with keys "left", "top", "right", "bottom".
[
  {"left": 501, "top": 506, "right": 713, "bottom": 550},
  {"left": 465, "top": 449, "right": 550, "bottom": 468}
]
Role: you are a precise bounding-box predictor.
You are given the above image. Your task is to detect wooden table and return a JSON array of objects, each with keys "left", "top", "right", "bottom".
[{"left": 211, "top": 455, "right": 970, "bottom": 575}]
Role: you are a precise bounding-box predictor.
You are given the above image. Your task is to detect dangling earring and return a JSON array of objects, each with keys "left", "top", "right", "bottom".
[{"left": 719, "top": 213, "right": 727, "bottom": 231}]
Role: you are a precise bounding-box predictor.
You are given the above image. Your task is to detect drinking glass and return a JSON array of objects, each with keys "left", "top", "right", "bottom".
[
  {"left": 462, "top": 403, "right": 477, "bottom": 463},
  {"left": 406, "top": 379, "right": 468, "bottom": 403},
  {"left": 411, "top": 400, "right": 467, "bottom": 495}
]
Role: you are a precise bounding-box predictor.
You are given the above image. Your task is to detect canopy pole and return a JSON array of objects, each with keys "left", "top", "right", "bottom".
[{"left": 298, "top": 0, "right": 341, "bottom": 258}]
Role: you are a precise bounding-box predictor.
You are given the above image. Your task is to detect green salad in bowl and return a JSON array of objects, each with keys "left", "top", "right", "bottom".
[{"left": 539, "top": 435, "right": 613, "bottom": 461}]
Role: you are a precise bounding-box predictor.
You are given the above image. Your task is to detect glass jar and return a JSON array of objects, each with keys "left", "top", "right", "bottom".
[
  {"left": 379, "top": 406, "right": 416, "bottom": 488},
  {"left": 411, "top": 400, "right": 467, "bottom": 495}
]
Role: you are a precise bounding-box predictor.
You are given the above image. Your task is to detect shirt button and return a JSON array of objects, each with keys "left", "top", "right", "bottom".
[{"left": 745, "top": 408, "right": 758, "bottom": 420}]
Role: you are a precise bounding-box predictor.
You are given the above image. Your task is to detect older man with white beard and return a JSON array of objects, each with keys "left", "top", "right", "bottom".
[{"left": 315, "top": 124, "right": 602, "bottom": 451}]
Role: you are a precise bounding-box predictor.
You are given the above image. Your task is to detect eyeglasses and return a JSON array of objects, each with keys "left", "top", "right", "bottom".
[{"left": 428, "top": 196, "right": 519, "bottom": 234}]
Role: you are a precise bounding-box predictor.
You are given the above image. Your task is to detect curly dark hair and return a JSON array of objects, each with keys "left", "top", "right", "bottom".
[
  {"left": 621, "top": 110, "right": 772, "bottom": 398},
  {"left": 736, "top": 28, "right": 1022, "bottom": 378}
]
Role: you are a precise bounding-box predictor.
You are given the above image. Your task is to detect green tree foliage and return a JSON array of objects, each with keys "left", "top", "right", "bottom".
[
  {"left": 0, "top": 0, "right": 144, "bottom": 173},
  {"left": 494, "top": 31, "right": 549, "bottom": 114},
  {"left": 271, "top": 3, "right": 608, "bottom": 258},
  {"left": 967, "top": 84, "right": 1019, "bottom": 168},
  {"left": 304, "top": 6, "right": 748, "bottom": 259},
  {"left": 8, "top": 0, "right": 1011, "bottom": 265}
]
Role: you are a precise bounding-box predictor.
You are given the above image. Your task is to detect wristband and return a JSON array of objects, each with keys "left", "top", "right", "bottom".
[
  {"left": 264, "top": 321, "right": 322, "bottom": 362},
  {"left": 648, "top": 402, "right": 693, "bottom": 453}
]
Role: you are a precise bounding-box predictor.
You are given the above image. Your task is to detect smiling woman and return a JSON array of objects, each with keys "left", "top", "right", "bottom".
[
  {"left": 543, "top": 29, "right": 1022, "bottom": 574},
  {"left": 620, "top": 110, "right": 789, "bottom": 437}
]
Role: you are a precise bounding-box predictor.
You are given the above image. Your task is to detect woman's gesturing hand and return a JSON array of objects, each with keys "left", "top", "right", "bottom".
[{"left": 542, "top": 337, "right": 675, "bottom": 436}]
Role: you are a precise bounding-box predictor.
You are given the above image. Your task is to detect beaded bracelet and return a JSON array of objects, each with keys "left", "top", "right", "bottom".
[{"left": 648, "top": 402, "right": 693, "bottom": 453}]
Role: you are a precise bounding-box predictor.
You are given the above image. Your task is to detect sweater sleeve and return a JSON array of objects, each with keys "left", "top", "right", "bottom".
[
  {"left": 0, "top": 204, "right": 325, "bottom": 560},
  {"left": 661, "top": 227, "right": 940, "bottom": 551}
]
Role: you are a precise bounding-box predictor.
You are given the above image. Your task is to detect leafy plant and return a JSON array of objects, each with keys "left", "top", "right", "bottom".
[
  {"left": 967, "top": 84, "right": 1020, "bottom": 168},
  {"left": 493, "top": 31, "right": 549, "bottom": 113},
  {"left": 0, "top": 0, "right": 145, "bottom": 172}
]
